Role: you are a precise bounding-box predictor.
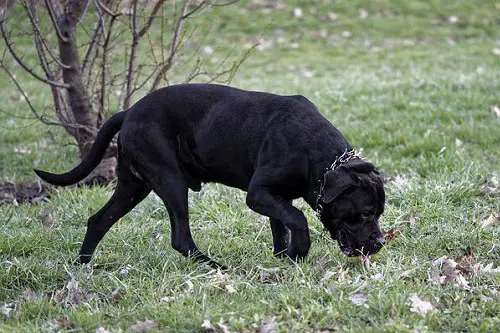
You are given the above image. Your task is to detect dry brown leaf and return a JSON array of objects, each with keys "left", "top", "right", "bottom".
[
  {"left": 384, "top": 228, "right": 403, "bottom": 242},
  {"left": 349, "top": 291, "right": 368, "bottom": 306},
  {"left": 409, "top": 294, "right": 436, "bottom": 316},
  {"left": 0, "top": 302, "right": 16, "bottom": 317},
  {"left": 481, "top": 213, "right": 499, "bottom": 228},
  {"left": 259, "top": 316, "right": 276, "bottom": 333},
  {"left": 429, "top": 257, "right": 470, "bottom": 289},
  {"left": 482, "top": 172, "right": 499, "bottom": 194},
  {"left": 54, "top": 316, "right": 79, "bottom": 330},
  {"left": 65, "top": 278, "right": 84, "bottom": 305},
  {"left": 390, "top": 302, "right": 397, "bottom": 321},
  {"left": 327, "top": 12, "right": 338, "bottom": 21},
  {"left": 201, "top": 319, "right": 230, "bottom": 333},
  {"left": 41, "top": 212, "right": 57, "bottom": 229},
  {"left": 107, "top": 288, "right": 126, "bottom": 302},
  {"left": 201, "top": 319, "right": 216, "bottom": 332},
  {"left": 129, "top": 319, "right": 158, "bottom": 332}
]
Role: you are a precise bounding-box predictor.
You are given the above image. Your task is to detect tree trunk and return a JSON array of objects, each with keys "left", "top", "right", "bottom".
[{"left": 52, "top": 0, "right": 117, "bottom": 184}]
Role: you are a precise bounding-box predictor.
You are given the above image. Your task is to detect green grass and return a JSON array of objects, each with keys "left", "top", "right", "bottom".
[{"left": 1, "top": 0, "right": 499, "bottom": 331}]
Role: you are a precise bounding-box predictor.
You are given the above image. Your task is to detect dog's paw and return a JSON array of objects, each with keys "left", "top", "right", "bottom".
[{"left": 75, "top": 254, "right": 92, "bottom": 265}]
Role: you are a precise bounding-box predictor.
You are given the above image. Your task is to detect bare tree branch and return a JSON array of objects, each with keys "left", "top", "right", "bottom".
[
  {"left": 0, "top": 57, "right": 78, "bottom": 133},
  {"left": 95, "top": 0, "right": 120, "bottom": 17},
  {"left": 0, "top": 17, "right": 70, "bottom": 88},
  {"left": 182, "top": 0, "right": 206, "bottom": 19},
  {"left": 98, "top": 14, "right": 117, "bottom": 126},
  {"left": 43, "top": 0, "right": 67, "bottom": 42},
  {"left": 137, "top": 0, "right": 165, "bottom": 39},
  {"left": 150, "top": 0, "right": 190, "bottom": 91}
]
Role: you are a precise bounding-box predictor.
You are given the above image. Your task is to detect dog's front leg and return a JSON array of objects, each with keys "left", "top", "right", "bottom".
[{"left": 246, "top": 186, "right": 311, "bottom": 261}]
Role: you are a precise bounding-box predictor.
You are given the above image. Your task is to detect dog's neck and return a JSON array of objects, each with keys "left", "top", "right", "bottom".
[{"left": 304, "top": 148, "right": 362, "bottom": 214}]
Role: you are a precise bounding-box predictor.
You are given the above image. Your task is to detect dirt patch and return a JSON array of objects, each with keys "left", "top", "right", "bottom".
[{"left": 0, "top": 181, "right": 53, "bottom": 205}]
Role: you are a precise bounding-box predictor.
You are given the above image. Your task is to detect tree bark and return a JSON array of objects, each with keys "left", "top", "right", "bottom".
[{"left": 50, "top": 0, "right": 117, "bottom": 183}]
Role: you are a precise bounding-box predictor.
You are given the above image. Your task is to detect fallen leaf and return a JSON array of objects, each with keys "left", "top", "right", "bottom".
[
  {"left": 408, "top": 294, "right": 436, "bottom": 316},
  {"left": 260, "top": 266, "right": 281, "bottom": 283},
  {"left": 490, "top": 105, "right": 500, "bottom": 117},
  {"left": 119, "top": 265, "right": 131, "bottom": 275},
  {"left": 0, "top": 302, "right": 15, "bottom": 317},
  {"left": 201, "top": 319, "right": 230, "bottom": 333},
  {"left": 259, "top": 316, "right": 276, "bottom": 333},
  {"left": 224, "top": 284, "right": 237, "bottom": 294},
  {"left": 341, "top": 30, "right": 352, "bottom": 38},
  {"left": 482, "top": 172, "right": 499, "bottom": 194},
  {"left": 55, "top": 316, "right": 78, "bottom": 330},
  {"left": 13, "top": 147, "right": 31, "bottom": 155},
  {"left": 201, "top": 319, "right": 216, "bottom": 332},
  {"left": 384, "top": 228, "right": 403, "bottom": 242},
  {"left": 390, "top": 302, "right": 396, "bottom": 321},
  {"left": 129, "top": 319, "right": 158, "bottom": 332},
  {"left": 301, "top": 70, "right": 315, "bottom": 78},
  {"left": 358, "top": 8, "right": 369, "bottom": 19},
  {"left": 203, "top": 46, "right": 214, "bottom": 55},
  {"left": 481, "top": 214, "right": 499, "bottom": 228},
  {"left": 41, "top": 212, "right": 57, "bottom": 229},
  {"left": 327, "top": 12, "right": 338, "bottom": 21},
  {"left": 428, "top": 256, "right": 470, "bottom": 289},
  {"left": 107, "top": 288, "right": 126, "bottom": 302},
  {"left": 399, "top": 270, "right": 413, "bottom": 280},
  {"left": 321, "top": 270, "right": 336, "bottom": 283},
  {"left": 65, "top": 278, "right": 84, "bottom": 305},
  {"left": 21, "top": 289, "right": 44, "bottom": 301},
  {"left": 293, "top": 8, "right": 303, "bottom": 18},
  {"left": 349, "top": 291, "right": 368, "bottom": 306}
]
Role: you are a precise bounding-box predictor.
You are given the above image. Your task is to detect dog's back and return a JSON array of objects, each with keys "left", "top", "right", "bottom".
[{"left": 119, "top": 84, "right": 332, "bottom": 190}]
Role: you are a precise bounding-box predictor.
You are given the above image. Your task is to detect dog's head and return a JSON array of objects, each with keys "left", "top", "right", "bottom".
[{"left": 319, "top": 159, "right": 386, "bottom": 257}]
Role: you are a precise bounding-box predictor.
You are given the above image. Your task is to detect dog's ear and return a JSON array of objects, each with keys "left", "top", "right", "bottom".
[
  {"left": 344, "top": 159, "right": 375, "bottom": 174},
  {"left": 322, "top": 169, "right": 358, "bottom": 203}
]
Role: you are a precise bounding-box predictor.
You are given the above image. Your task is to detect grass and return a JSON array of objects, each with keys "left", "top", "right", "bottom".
[{"left": 1, "top": 0, "right": 499, "bottom": 331}]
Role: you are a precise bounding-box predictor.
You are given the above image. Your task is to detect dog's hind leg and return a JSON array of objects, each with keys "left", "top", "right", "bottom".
[
  {"left": 152, "top": 181, "right": 224, "bottom": 269},
  {"left": 133, "top": 144, "right": 225, "bottom": 269},
  {"left": 270, "top": 216, "right": 290, "bottom": 257},
  {"left": 77, "top": 168, "right": 151, "bottom": 264}
]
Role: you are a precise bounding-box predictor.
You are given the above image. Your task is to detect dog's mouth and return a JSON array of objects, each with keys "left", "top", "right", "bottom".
[{"left": 336, "top": 229, "right": 385, "bottom": 257}]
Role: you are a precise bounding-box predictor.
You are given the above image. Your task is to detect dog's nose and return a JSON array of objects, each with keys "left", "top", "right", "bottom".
[{"left": 375, "top": 235, "right": 386, "bottom": 246}]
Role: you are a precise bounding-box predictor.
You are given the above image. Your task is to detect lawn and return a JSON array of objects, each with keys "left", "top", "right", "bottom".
[{"left": 1, "top": 0, "right": 499, "bottom": 332}]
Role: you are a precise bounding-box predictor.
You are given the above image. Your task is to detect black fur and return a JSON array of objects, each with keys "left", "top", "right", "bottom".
[{"left": 35, "top": 84, "right": 386, "bottom": 268}]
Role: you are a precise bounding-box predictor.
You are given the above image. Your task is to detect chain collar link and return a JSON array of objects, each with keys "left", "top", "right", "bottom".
[{"left": 315, "top": 149, "right": 362, "bottom": 218}]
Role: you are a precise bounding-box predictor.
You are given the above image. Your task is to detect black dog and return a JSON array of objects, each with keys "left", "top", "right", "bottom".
[{"left": 35, "top": 84, "right": 386, "bottom": 268}]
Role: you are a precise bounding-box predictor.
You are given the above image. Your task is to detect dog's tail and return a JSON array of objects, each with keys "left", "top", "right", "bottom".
[{"left": 34, "top": 111, "right": 127, "bottom": 186}]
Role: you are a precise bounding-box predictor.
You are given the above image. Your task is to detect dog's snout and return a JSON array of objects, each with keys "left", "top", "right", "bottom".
[{"left": 375, "top": 235, "right": 386, "bottom": 246}]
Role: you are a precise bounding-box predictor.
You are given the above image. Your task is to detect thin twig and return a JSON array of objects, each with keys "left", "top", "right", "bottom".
[
  {"left": 0, "top": 18, "right": 70, "bottom": 88},
  {"left": 137, "top": 0, "right": 166, "bottom": 39},
  {"left": 150, "top": 0, "right": 190, "bottom": 91},
  {"left": 43, "top": 0, "right": 68, "bottom": 43}
]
